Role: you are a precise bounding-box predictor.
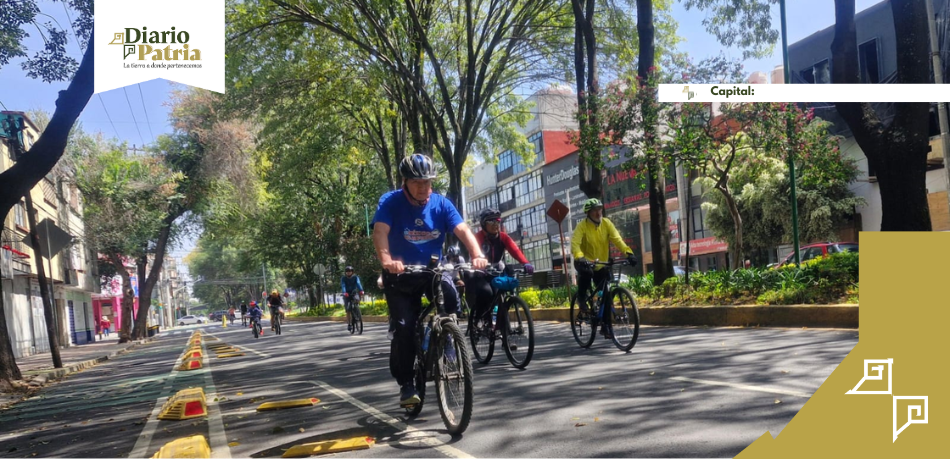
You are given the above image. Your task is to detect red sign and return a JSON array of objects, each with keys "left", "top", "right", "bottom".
[
  {"left": 547, "top": 200, "right": 569, "bottom": 224},
  {"left": 680, "top": 237, "right": 728, "bottom": 256}
]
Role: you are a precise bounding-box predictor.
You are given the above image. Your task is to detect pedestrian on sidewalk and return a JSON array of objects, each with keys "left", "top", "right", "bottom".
[
  {"left": 228, "top": 305, "right": 236, "bottom": 324},
  {"left": 102, "top": 316, "right": 112, "bottom": 337}
]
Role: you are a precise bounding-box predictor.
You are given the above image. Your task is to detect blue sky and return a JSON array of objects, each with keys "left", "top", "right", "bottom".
[{"left": 0, "top": 0, "right": 882, "bottom": 272}]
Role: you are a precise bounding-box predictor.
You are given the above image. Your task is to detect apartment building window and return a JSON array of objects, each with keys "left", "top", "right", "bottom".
[
  {"left": 466, "top": 193, "right": 499, "bottom": 219},
  {"left": 858, "top": 38, "right": 880, "bottom": 84},
  {"left": 498, "top": 182, "right": 516, "bottom": 212},
  {"left": 14, "top": 201, "right": 27, "bottom": 229},
  {"left": 529, "top": 132, "right": 543, "bottom": 159},
  {"left": 503, "top": 204, "right": 546, "bottom": 239},
  {"left": 41, "top": 178, "right": 57, "bottom": 207},
  {"left": 514, "top": 170, "right": 543, "bottom": 208},
  {"left": 800, "top": 59, "right": 830, "bottom": 84},
  {"left": 692, "top": 206, "right": 711, "bottom": 239},
  {"left": 508, "top": 239, "right": 552, "bottom": 272}
]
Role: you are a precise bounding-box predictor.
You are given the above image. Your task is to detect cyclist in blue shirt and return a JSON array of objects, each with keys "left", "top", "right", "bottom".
[
  {"left": 372, "top": 153, "right": 488, "bottom": 407},
  {"left": 341, "top": 266, "right": 364, "bottom": 332},
  {"left": 248, "top": 301, "right": 262, "bottom": 329}
]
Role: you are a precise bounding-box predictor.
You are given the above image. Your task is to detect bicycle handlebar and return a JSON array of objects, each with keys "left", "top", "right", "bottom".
[{"left": 581, "top": 258, "right": 633, "bottom": 267}]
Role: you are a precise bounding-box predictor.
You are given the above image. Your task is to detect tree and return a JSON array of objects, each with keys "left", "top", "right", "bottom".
[
  {"left": 0, "top": 1, "right": 93, "bottom": 386},
  {"left": 76, "top": 149, "right": 180, "bottom": 343},
  {"left": 831, "top": 0, "right": 932, "bottom": 230},
  {"left": 232, "top": 0, "right": 571, "bottom": 209}
]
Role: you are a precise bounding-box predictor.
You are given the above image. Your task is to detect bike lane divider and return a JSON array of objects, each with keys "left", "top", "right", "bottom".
[
  {"left": 310, "top": 379, "right": 475, "bottom": 459},
  {"left": 129, "top": 331, "right": 232, "bottom": 459},
  {"left": 204, "top": 331, "right": 271, "bottom": 358}
]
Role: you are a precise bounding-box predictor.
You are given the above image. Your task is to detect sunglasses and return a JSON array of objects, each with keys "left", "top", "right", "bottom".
[{"left": 485, "top": 219, "right": 502, "bottom": 224}]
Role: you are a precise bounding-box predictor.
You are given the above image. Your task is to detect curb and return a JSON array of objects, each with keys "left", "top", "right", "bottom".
[
  {"left": 28, "top": 335, "right": 159, "bottom": 386},
  {"left": 287, "top": 304, "right": 858, "bottom": 328}
]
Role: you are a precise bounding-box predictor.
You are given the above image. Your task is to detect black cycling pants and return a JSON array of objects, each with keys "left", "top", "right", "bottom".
[
  {"left": 463, "top": 271, "right": 495, "bottom": 320},
  {"left": 384, "top": 271, "right": 459, "bottom": 386},
  {"left": 576, "top": 267, "right": 612, "bottom": 310}
]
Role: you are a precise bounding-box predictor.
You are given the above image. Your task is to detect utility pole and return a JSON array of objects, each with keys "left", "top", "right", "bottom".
[
  {"left": 565, "top": 188, "right": 576, "bottom": 287},
  {"left": 926, "top": 0, "right": 950, "bottom": 219}
]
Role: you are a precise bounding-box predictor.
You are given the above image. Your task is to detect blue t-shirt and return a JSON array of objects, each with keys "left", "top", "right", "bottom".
[{"left": 372, "top": 189, "right": 464, "bottom": 266}]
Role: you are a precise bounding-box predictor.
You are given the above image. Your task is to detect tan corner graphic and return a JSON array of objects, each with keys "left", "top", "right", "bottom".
[{"left": 109, "top": 32, "right": 124, "bottom": 45}]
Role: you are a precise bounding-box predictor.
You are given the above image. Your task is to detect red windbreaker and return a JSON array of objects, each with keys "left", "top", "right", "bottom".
[{"left": 475, "top": 230, "right": 529, "bottom": 265}]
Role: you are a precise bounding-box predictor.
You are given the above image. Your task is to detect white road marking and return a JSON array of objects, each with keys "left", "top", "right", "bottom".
[
  {"left": 200, "top": 341, "right": 231, "bottom": 458},
  {"left": 203, "top": 331, "right": 271, "bottom": 358},
  {"left": 129, "top": 347, "right": 185, "bottom": 458},
  {"left": 669, "top": 376, "right": 812, "bottom": 398},
  {"left": 311, "top": 379, "right": 474, "bottom": 459}
]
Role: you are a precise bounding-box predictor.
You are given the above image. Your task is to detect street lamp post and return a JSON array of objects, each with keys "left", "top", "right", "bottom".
[{"left": 780, "top": 0, "right": 802, "bottom": 265}]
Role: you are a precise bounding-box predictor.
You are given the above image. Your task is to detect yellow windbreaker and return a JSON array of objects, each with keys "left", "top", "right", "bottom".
[{"left": 570, "top": 217, "right": 633, "bottom": 269}]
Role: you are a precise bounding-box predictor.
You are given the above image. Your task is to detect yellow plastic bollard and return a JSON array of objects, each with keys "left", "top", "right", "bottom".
[{"left": 222, "top": 316, "right": 227, "bottom": 328}]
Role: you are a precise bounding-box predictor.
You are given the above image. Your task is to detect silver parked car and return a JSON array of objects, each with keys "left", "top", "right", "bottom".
[{"left": 178, "top": 315, "right": 207, "bottom": 326}]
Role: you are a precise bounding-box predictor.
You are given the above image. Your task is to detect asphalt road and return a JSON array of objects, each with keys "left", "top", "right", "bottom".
[{"left": 0, "top": 319, "right": 857, "bottom": 458}]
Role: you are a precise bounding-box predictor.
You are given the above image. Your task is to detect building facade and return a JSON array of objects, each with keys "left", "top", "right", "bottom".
[
  {"left": 2, "top": 111, "right": 100, "bottom": 359},
  {"left": 787, "top": 0, "right": 950, "bottom": 232}
]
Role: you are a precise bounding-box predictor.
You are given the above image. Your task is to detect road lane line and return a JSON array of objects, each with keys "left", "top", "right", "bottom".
[
  {"left": 200, "top": 341, "right": 232, "bottom": 458},
  {"left": 129, "top": 348, "right": 186, "bottom": 458},
  {"left": 668, "top": 376, "right": 812, "bottom": 398},
  {"left": 310, "top": 379, "right": 474, "bottom": 459}
]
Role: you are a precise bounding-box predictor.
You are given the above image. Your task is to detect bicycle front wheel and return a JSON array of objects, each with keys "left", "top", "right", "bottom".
[
  {"left": 435, "top": 320, "right": 473, "bottom": 435},
  {"left": 608, "top": 287, "right": 640, "bottom": 352},
  {"left": 570, "top": 293, "right": 596, "bottom": 348},
  {"left": 468, "top": 310, "right": 494, "bottom": 364},
  {"left": 502, "top": 296, "right": 534, "bottom": 369},
  {"left": 274, "top": 315, "right": 282, "bottom": 335}
]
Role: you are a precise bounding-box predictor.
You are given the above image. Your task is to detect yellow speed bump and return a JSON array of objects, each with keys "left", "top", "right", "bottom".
[
  {"left": 158, "top": 388, "right": 208, "bottom": 421},
  {"left": 257, "top": 398, "right": 320, "bottom": 411},
  {"left": 207, "top": 343, "right": 230, "bottom": 349},
  {"left": 178, "top": 357, "right": 202, "bottom": 371},
  {"left": 282, "top": 437, "right": 374, "bottom": 458},
  {"left": 217, "top": 352, "right": 245, "bottom": 358},
  {"left": 183, "top": 348, "right": 203, "bottom": 359},
  {"left": 151, "top": 435, "right": 211, "bottom": 458}
]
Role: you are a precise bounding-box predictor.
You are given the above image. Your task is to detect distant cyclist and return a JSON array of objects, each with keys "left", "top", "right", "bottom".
[
  {"left": 571, "top": 198, "right": 638, "bottom": 334},
  {"left": 341, "top": 266, "right": 364, "bottom": 332},
  {"left": 466, "top": 207, "right": 534, "bottom": 324},
  {"left": 267, "top": 290, "right": 284, "bottom": 331},
  {"left": 248, "top": 301, "right": 263, "bottom": 330},
  {"left": 372, "top": 153, "right": 488, "bottom": 407}
]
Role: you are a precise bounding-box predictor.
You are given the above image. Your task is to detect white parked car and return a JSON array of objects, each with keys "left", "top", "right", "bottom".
[{"left": 178, "top": 315, "right": 206, "bottom": 326}]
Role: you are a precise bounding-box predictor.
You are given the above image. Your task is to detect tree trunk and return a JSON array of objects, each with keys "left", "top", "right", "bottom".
[
  {"left": 573, "top": 0, "right": 604, "bottom": 199},
  {"left": 110, "top": 254, "right": 134, "bottom": 343},
  {"left": 24, "top": 194, "right": 62, "bottom": 368},
  {"left": 0, "top": 272, "right": 23, "bottom": 387},
  {"left": 718, "top": 185, "right": 744, "bottom": 269},
  {"left": 132, "top": 256, "right": 147, "bottom": 339},
  {"left": 832, "top": 0, "right": 932, "bottom": 230},
  {"left": 637, "top": 0, "right": 674, "bottom": 285},
  {"left": 0, "top": 31, "right": 94, "bottom": 218},
  {"left": 132, "top": 215, "right": 176, "bottom": 339}
]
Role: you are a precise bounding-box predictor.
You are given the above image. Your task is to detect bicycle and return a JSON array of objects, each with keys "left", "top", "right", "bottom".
[
  {"left": 569, "top": 259, "right": 640, "bottom": 352},
  {"left": 398, "top": 263, "right": 474, "bottom": 436},
  {"left": 251, "top": 317, "right": 263, "bottom": 339},
  {"left": 270, "top": 307, "right": 283, "bottom": 335},
  {"left": 466, "top": 265, "right": 535, "bottom": 369},
  {"left": 346, "top": 296, "right": 363, "bottom": 335}
]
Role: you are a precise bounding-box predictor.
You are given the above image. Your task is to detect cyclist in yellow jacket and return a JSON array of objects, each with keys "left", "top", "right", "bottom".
[{"left": 571, "top": 198, "right": 638, "bottom": 314}]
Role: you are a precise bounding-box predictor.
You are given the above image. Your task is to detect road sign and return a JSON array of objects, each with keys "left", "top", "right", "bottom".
[
  {"left": 547, "top": 200, "right": 569, "bottom": 224},
  {"left": 313, "top": 263, "right": 327, "bottom": 276}
]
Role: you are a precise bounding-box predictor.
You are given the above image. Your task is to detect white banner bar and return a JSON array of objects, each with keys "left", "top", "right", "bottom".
[{"left": 658, "top": 84, "right": 949, "bottom": 103}]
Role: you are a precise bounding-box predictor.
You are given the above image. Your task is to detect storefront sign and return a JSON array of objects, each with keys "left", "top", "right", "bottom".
[{"left": 680, "top": 237, "right": 729, "bottom": 256}]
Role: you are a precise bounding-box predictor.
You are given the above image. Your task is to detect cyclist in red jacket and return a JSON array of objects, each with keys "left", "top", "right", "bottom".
[{"left": 466, "top": 208, "right": 534, "bottom": 323}]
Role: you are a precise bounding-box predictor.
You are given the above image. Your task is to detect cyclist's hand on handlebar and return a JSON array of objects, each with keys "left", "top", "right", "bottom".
[
  {"left": 383, "top": 260, "right": 405, "bottom": 274},
  {"left": 343, "top": 293, "right": 349, "bottom": 298},
  {"left": 471, "top": 256, "right": 488, "bottom": 270},
  {"left": 626, "top": 253, "right": 639, "bottom": 267}
]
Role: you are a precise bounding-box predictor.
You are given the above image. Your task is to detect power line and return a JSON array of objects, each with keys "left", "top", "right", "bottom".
[
  {"left": 123, "top": 87, "right": 145, "bottom": 145},
  {"left": 96, "top": 94, "right": 120, "bottom": 139},
  {"left": 137, "top": 84, "right": 155, "bottom": 142}
]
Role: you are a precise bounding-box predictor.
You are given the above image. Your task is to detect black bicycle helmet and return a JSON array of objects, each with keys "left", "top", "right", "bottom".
[
  {"left": 345, "top": 266, "right": 354, "bottom": 272},
  {"left": 479, "top": 207, "right": 502, "bottom": 228},
  {"left": 446, "top": 245, "right": 461, "bottom": 258},
  {"left": 399, "top": 154, "right": 438, "bottom": 179}
]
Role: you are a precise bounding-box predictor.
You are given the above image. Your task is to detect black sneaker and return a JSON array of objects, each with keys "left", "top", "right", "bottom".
[{"left": 399, "top": 383, "right": 420, "bottom": 407}]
